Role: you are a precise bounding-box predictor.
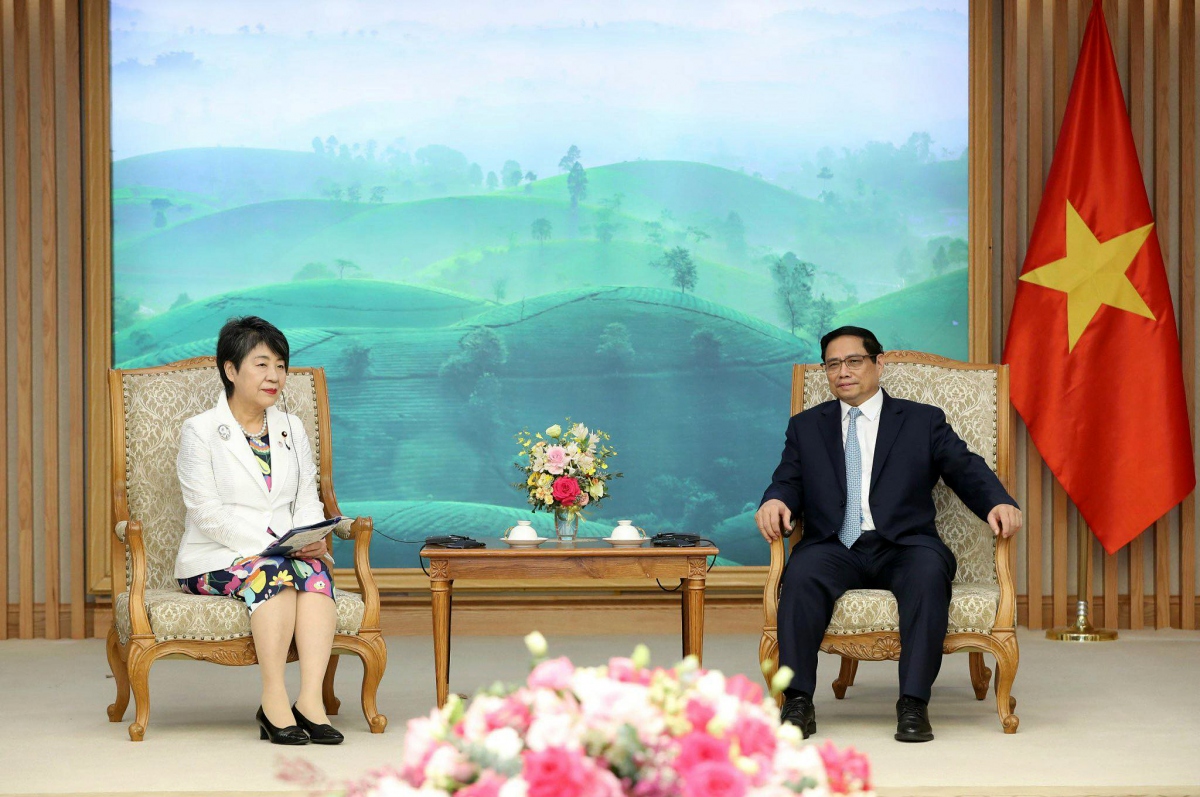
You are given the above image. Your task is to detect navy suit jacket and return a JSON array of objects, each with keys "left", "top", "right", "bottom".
[{"left": 760, "top": 389, "right": 1018, "bottom": 572}]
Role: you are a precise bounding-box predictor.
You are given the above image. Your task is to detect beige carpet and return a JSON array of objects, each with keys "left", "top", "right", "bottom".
[{"left": 3, "top": 629, "right": 1198, "bottom": 796}]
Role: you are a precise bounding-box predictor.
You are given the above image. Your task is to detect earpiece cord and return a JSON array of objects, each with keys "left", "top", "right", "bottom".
[{"left": 655, "top": 537, "right": 717, "bottom": 591}]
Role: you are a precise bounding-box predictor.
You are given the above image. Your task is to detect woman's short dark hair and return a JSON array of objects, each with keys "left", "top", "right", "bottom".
[
  {"left": 819, "top": 325, "right": 883, "bottom": 361},
  {"left": 216, "top": 316, "right": 289, "bottom": 398}
]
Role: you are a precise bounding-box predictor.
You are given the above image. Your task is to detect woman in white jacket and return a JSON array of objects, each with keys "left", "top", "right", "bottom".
[{"left": 175, "top": 316, "right": 343, "bottom": 745}]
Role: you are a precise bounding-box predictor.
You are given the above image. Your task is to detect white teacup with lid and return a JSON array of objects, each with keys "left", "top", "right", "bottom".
[
  {"left": 505, "top": 520, "right": 539, "bottom": 541},
  {"left": 609, "top": 520, "right": 644, "bottom": 541}
]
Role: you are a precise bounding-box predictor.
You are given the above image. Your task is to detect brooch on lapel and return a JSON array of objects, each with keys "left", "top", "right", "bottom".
[{"left": 218, "top": 424, "right": 231, "bottom": 440}]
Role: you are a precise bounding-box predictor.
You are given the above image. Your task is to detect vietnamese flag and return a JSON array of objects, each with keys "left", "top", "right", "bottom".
[{"left": 1003, "top": 0, "right": 1194, "bottom": 554}]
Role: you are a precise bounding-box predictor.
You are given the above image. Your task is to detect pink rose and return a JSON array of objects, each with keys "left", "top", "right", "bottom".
[
  {"left": 729, "top": 715, "right": 775, "bottom": 759},
  {"left": 681, "top": 761, "right": 748, "bottom": 797},
  {"left": 544, "top": 445, "right": 568, "bottom": 475},
  {"left": 527, "top": 656, "right": 575, "bottom": 691},
  {"left": 487, "top": 695, "right": 532, "bottom": 733},
  {"left": 552, "top": 477, "right": 582, "bottom": 506},
  {"left": 818, "top": 741, "right": 872, "bottom": 794},
  {"left": 724, "top": 674, "right": 763, "bottom": 705},
  {"left": 607, "top": 657, "right": 650, "bottom": 684},
  {"left": 684, "top": 698, "right": 717, "bottom": 733},
  {"left": 673, "top": 732, "right": 731, "bottom": 777},
  {"left": 523, "top": 746, "right": 590, "bottom": 797},
  {"left": 458, "top": 770, "right": 506, "bottom": 797}
]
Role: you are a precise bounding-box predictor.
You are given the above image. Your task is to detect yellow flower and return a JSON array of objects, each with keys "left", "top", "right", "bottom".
[
  {"left": 270, "top": 571, "right": 294, "bottom": 588},
  {"left": 527, "top": 475, "right": 537, "bottom": 486},
  {"left": 538, "top": 473, "right": 553, "bottom": 487},
  {"left": 546, "top": 424, "right": 562, "bottom": 438},
  {"left": 247, "top": 570, "right": 267, "bottom": 594}
]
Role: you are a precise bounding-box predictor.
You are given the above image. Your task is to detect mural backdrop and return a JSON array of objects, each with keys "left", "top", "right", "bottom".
[{"left": 110, "top": 1, "right": 970, "bottom": 567}]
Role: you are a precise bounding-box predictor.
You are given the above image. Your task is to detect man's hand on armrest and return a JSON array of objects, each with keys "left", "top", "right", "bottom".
[
  {"left": 987, "top": 504, "right": 1023, "bottom": 538},
  {"left": 756, "top": 499, "right": 793, "bottom": 543}
]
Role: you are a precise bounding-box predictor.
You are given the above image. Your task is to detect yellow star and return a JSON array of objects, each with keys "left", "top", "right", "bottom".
[{"left": 1019, "top": 201, "right": 1156, "bottom": 351}]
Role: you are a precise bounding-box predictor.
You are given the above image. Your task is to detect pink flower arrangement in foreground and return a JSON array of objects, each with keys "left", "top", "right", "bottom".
[{"left": 352, "top": 634, "right": 873, "bottom": 797}]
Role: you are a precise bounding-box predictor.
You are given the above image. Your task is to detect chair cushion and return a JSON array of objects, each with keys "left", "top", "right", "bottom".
[
  {"left": 114, "top": 588, "right": 365, "bottom": 645},
  {"left": 826, "top": 582, "right": 1001, "bottom": 636}
]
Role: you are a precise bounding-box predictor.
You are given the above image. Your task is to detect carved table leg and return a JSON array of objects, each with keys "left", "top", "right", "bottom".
[
  {"left": 682, "top": 557, "right": 707, "bottom": 665},
  {"left": 969, "top": 651, "right": 991, "bottom": 700},
  {"left": 106, "top": 626, "right": 130, "bottom": 722},
  {"left": 430, "top": 559, "right": 453, "bottom": 709},
  {"left": 832, "top": 657, "right": 858, "bottom": 699},
  {"left": 322, "top": 653, "right": 341, "bottom": 715}
]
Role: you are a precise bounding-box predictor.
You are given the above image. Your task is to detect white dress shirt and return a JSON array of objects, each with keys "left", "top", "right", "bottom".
[{"left": 840, "top": 388, "right": 884, "bottom": 531}]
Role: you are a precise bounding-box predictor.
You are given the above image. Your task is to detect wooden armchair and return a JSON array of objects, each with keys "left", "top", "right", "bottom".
[
  {"left": 759, "top": 352, "right": 1019, "bottom": 733},
  {"left": 105, "top": 358, "right": 388, "bottom": 741}
]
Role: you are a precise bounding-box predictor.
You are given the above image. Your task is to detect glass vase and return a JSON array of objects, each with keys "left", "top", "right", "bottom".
[{"left": 554, "top": 509, "right": 579, "bottom": 542}]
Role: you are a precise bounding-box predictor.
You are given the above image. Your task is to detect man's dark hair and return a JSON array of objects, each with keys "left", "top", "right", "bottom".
[
  {"left": 216, "top": 316, "right": 290, "bottom": 398},
  {"left": 819, "top": 325, "right": 883, "bottom": 361}
]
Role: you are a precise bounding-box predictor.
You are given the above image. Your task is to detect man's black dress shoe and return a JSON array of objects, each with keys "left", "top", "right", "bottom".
[
  {"left": 780, "top": 694, "right": 817, "bottom": 739},
  {"left": 257, "top": 706, "right": 309, "bottom": 745},
  {"left": 895, "top": 696, "right": 934, "bottom": 742},
  {"left": 292, "top": 703, "right": 345, "bottom": 745}
]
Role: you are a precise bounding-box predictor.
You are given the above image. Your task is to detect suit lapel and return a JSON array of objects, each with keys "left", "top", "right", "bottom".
[
  {"left": 869, "top": 389, "right": 906, "bottom": 492},
  {"left": 216, "top": 395, "right": 270, "bottom": 498},
  {"left": 818, "top": 401, "right": 847, "bottom": 498}
]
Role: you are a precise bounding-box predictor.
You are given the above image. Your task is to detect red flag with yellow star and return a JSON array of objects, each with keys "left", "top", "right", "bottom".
[{"left": 1003, "top": 0, "right": 1194, "bottom": 554}]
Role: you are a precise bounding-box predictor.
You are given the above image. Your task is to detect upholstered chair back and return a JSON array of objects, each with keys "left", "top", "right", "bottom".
[
  {"left": 115, "top": 361, "right": 321, "bottom": 590},
  {"left": 800, "top": 357, "right": 1000, "bottom": 586}
]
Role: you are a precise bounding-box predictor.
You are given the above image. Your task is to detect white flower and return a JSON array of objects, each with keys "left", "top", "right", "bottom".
[
  {"left": 524, "top": 631, "right": 548, "bottom": 658},
  {"left": 525, "top": 712, "right": 580, "bottom": 751},
  {"left": 771, "top": 665, "right": 795, "bottom": 695},
  {"left": 498, "top": 778, "right": 528, "bottom": 797},
  {"left": 631, "top": 643, "right": 651, "bottom": 669},
  {"left": 587, "top": 480, "right": 604, "bottom": 499},
  {"left": 695, "top": 670, "right": 727, "bottom": 700},
  {"left": 484, "top": 727, "right": 524, "bottom": 761},
  {"left": 569, "top": 423, "right": 589, "bottom": 439},
  {"left": 546, "top": 424, "right": 562, "bottom": 438}
]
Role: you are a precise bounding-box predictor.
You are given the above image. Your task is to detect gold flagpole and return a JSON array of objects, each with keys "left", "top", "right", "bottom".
[{"left": 1046, "top": 519, "right": 1117, "bottom": 641}]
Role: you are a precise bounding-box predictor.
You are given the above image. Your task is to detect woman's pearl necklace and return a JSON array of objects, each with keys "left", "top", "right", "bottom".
[{"left": 237, "top": 410, "right": 267, "bottom": 440}]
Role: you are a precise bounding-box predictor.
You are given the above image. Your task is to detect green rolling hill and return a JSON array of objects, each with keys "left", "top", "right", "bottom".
[{"left": 833, "top": 269, "right": 969, "bottom": 360}]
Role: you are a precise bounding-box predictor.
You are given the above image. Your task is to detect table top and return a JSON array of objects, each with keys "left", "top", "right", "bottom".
[{"left": 419, "top": 537, "right": 720, "bottom": 558}]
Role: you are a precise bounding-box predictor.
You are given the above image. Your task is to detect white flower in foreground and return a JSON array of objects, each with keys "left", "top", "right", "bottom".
[
  {"left": 484, "top": 726, "right": 524, "bottom": 761},
  {"left": 498, "top": 778, "right": 528, "bottom": 797},
  {"left": 524, "top": 630, "right": 548, "bottom": 658},
  {"left": 771, "top": 665, "right": 795, "bottom": 695},
  {"left": 631, "top": 643, "right": 651, "bottom": 669}
]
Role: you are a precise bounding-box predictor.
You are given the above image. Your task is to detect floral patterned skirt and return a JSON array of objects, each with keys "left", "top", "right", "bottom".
[{"left": 178, "top": 555, "right": 334, "bottom": 613}]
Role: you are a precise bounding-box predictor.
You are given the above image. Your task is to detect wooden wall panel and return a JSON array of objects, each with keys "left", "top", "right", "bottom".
[{"left": 1, "top": 0, "right": 85, "bottom": 639}]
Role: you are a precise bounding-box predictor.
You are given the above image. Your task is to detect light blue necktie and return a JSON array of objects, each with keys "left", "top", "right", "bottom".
[{"left": 839, "top": 407, "right": 863, "bottom": 548}]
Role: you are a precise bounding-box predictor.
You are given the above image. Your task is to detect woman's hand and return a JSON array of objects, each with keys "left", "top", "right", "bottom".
[{"left": 292, "top": 538, "right": 328, "bottom": 559}]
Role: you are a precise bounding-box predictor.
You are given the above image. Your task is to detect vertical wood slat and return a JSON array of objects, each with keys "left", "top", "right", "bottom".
[
  {"left": 1024, "top": 0, "right": 1045, "bottom": 631},
  {"left": 969, "top": 0, "right": 995, "bottom": 363},
  {"left": 1153, "top": 0, "right": 1173, "bottom": 629},
  {"left": 1053, "top": 482, "right": 1069, "bottom": 626},
  {"left": 1002, "top": 0, "right": 1019, "bottom": 337},
  {"left": 63, "top": 0, "right": 86, "bottom": 640},
  {"left": 1104, "top": 0, "right": 1124, "bottom": 634},
  {"left": 15, "top": 0, "right": 37, "bottom": 640},
  {"left": 0, "top": 0, "right": 9, "bottom": 641},
  {"left": 1129, "top": 0, "right": 1147, "bottom": 631},
  {"left": 39, "top": 0, "right": 61, "bottom": 639},
  {"left": 1049, "top": 0, "right": 1070, "bottom": 631},
  {"left": 1181, "top": 0, "right": 1198, "bottom": 632}
]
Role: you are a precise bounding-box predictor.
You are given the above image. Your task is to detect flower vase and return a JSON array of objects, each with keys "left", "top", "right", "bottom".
[{"left": 554, "top": 509, "right": 579, "bottom": 542}]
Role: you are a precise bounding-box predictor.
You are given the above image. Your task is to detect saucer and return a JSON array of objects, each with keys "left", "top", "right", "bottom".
[
  {"left": 602, "top": 536, "right": 647, "bottom": 547},
  {"left": 503, "top": 537, "right": 548, "bottom": 547}
]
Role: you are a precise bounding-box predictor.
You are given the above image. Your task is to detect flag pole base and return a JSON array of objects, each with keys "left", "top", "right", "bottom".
[{"left": 1046, "top": 600, "right": 1118, "bottom": 642}]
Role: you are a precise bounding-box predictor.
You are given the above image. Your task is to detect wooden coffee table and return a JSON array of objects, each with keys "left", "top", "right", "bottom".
[{"left": 419, "top": 538, "right": 720, "bottom": 708}]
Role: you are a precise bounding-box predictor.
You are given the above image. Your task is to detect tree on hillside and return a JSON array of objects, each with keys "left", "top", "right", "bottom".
[
  {"left": 690, "top": 327, "right": 723, "bottom": 367},
  {"left": 334, "top": 258, "right": 361, "bottom": 279},
  {"left": 524, "top": 171, "right": 537, "bottom": 193},
  {"left": 643, "top": 221, "right": 665, "bottom": 247},
  {"left": 369, "top": 185, "right": 388, "bottom": 203},
  {"left": 150, "top": 198, "right": 173, "bottom": 228},
  {"left": 931, "top": 244, "right": 951, "bottom": 276},
  {"left": 325, "top": 135, "right": 338, "bottom": 154},
  {"left": 326, "top": 184, "right": 344, "bottom": 201},
  {"left": 567, "top": 162, "right": 588, "bottom": 210},
  {"left": 346, "top": 183, "right": 362, "bottom": 203},
  {"left": 558, "top": 145, "right": 581, "bottom": 172},
  {"left": 531, "top": 217, "right": 552, "bottom": 246},
  {"left": 492, "top": 277, "right": 508, "bottom": 303},
  {"left": 722, "top": 211, "right": 746, "bottom": 259},
  {"left": 686, "top": 226, "right": 711, "bottom": 245},
  {"left": 170, "top": 292, "right": 192, "bottom": 311},
  {"left": 486, "top": 171, "right": 499, "bottom": 191},
  {"left": 600, "top": 193, "right": 625, "bottom": 213},
  {"left": 439, "top": 327, "right": 509, "bottom": 396},
  {"left": 895, "top": 247, "right": 916, "bottom": 286},
  {"left": 653, "top": 246, "right": 697, "bottom": 295},
  {"left": 311, "top": 136, "right": 324, "bottom": 156},
  {"left": 467, "top": 163, "right": 483, "bottom": 188},
  {"left": 340, "top": 343, "right": 371, "bottom": 380},
  {"left": 770, "top": 252, "right": 815, "bottom": 335},
  {"left": 365, "top": 139, "right": 377, "bottom": 161},
  {"left": 294, "top": 262, "right": 335, "bottom": 281},
  {"left": 817, "top": 166, "right": 834, "bottom": 182},
  {"left": 595, "top": 322, "right": 635, "bottom": 371},
  {"left": 810, "top": 294, "right": 837, "bottom": 339},
  {"left": 595, "top": 219, "right": 621, "bottom": 244},
  {"left": 502, "top": 160, "right": 523, "bottom": 189}
]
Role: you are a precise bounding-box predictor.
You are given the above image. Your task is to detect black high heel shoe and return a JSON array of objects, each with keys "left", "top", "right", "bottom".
[
  {"left": 257, "top": 706, "right": 309, "bottom": 745},
  {"left": 292, "top": 703, "right": 345, "bottom": 745}
]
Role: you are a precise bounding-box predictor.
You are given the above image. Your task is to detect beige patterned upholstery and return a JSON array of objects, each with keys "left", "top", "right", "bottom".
[
  {"left": 827, "top": 583, "right": 1001, "bottom": 635},
  {"left": 106, "top": 359, "right": 387, "bottom": 741},
  {"left": 114, "top": 589, "right": 365, "bottom": 645}
]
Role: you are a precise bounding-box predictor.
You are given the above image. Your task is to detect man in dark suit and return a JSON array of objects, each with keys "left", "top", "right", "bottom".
[{"left": 756, "top": 326, "right": 1021, "bottom": 742}]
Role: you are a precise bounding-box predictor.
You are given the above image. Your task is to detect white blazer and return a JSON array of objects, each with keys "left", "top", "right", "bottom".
[{"left": 174, "top": 392, "right": 326, "bottom": 579}]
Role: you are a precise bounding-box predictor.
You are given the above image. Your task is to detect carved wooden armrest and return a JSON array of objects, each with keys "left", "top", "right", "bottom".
[
  {"left": 114, "top": 520, "right": 128, "bottom": 543},
  {"left": 762, "top": 536, "right": 786, "bottom": 629},
  {"left": 348, "top": 517, "right": 380, "bottom": 629},
  {"left": 332, "top": 516, "right": 354, "bottom": 540},
  {"left": 994, "top": 532, "right": 1017, "bottom": 630},
  {"left": 124, "top": 520, "right": 153, "bottom": 638}
]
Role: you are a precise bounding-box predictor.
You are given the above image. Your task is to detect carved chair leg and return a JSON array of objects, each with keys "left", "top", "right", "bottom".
[
  {"left": 757, "top": 631, "right": 781, "bottom": 707},
  {"left": 832, "top": 657, "right": 858, "bottom": 699},
  {"left": 993, "top": 648, "right": 1019, "bottom": 734},
  {"left": 356, "top": 637, "right": 389, "bottom": 734},
  {"left": 106, "top": 627, "right": 131, "bottom": 722},
  {"left": 322, "top": 654, "right": 341, "bottom": 716},
  {"left": 126, "top": 645, "right": 155, "bottom": 742},
  {"left": 969, "top": 651, "right": 991, "bottom": 700}
]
